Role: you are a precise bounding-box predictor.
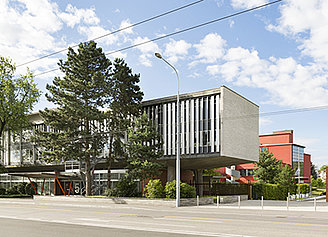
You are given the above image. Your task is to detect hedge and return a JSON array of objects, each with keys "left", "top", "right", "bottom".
[
  {"left": 252, "top": 183, "right": 297, "bottom": 200},
  {"left": 0, "top": 194, "right": 32, "bottom": 198}
]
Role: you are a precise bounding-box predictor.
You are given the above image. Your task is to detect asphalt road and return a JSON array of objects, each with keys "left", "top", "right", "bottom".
[{"left": 1, "top": 198, "right": 328, "bottom": 237}]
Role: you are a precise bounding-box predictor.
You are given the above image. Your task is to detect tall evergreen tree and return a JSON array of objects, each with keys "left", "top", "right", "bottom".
[
  {"left": 125, "top": 113, "right": 163, "bottom": 190},
  {"left": 253, "top": 150, "right": 282, "bottom": 184},
  {"left": 311, "top": 162, "right": 318, "bottom": 180},
  {"left": 105, "top": 58, "right": 143, "bottom": 189},
  {"left": 276, "top": 163, "right": 295, "bottom": 187},
  {"left": 37, "top": 41, "right": 112, "bottom": 196}
]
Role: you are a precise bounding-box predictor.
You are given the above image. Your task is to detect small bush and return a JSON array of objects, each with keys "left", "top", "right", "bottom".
[
  {"left": 165, "top": 180, "right": 177, "bottom": 199},
  {"left": 0, "top": 187, "right": 6, "bottom": 195},
  {"left": 17, "top": 183, "right": 28, "bottom": 194},
  {"left": 300, "top": 184, "right": 310, "bottom": 194},
  {"left": 181, "top": 183, "right": 196, "bottom": 198},
  {"left": 164, "top": 180, "right": 196, "bottom": 199},
  {"left": 25, "top": 182, "right": 38, "bottom": 196},
  {"left": 145, "top": 179, "right": 165, "bottom": 198},
  {"left": 107, "top": 175, "right": 141, "bottom": 197},
  {"left": 6, "top": 186, "right": 20, "bottom": 195}
]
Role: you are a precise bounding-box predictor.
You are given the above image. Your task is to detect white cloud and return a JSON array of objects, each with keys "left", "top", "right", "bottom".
[
  {"left": 133, "top": 37, "right": 160, "bottom": 67},
  {"left": 164, "top": 39, "right": 191, "bottom": 64},
  {"left": 210, "top": 46, "right": 328, "bottom": 107},
  {"left": 206, "top": 65, "right": 220, "bottom": 76},
  {"left": 109, "top": 51, "right": 127, "bottom": 60},
  {"left": 191, "top": 33, "right": 226, "bottom": 66},
  {"left": 0, "top": 0, "right": 65, "bottom": 74},
  {"left": 231, "top": 0, "right": 268, "bottom": 9},
  {"left": 78, "top": 26, "right": 118, "bottom": 45},
  {"left": 259, "top": 117, "right": 273, "bottom": 128},
  {"left": 119, "top": 19, "right": 133, "bottom": 34},
  {"left": 268, "top": 0, "right": 328, "bottom": 66},
  {"left": 229, "top": 20, "right": 235, "bottom": 28},
  {"left": 58, "top": 4, "right": 99, "bottom": 28}
]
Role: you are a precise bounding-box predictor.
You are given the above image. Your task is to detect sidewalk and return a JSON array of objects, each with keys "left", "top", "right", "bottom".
[{"left": 213, "top": 199, "right": 328, "bottom": 212}]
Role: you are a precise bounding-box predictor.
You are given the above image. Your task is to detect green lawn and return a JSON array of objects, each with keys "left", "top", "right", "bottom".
[{"left": 312, "top": 187, "right": 326, "bottom": 196}]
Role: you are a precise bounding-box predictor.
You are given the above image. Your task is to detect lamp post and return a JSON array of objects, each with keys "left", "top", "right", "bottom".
[{"left": 155, "top": 52, "right": 180, "bottom": 207}]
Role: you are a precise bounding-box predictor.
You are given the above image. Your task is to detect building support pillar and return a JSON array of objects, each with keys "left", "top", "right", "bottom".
[
  {"left": 194, "top": 169, "right": 204, "bottom": 196},
  {"left": 167, "top": 164, "right": 175, "bottom": 182}
]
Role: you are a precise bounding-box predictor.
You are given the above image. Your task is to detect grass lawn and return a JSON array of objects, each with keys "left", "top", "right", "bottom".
[{"left": 312, "top": 187, "right": 326, "bottom": 196}]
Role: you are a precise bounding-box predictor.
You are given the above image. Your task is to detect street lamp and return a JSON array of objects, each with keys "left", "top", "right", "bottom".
[{"left": 155, "top": 52, "right": 180, "bottom": 207}]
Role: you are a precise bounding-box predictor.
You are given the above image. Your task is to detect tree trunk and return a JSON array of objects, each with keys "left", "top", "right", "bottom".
[
  {"left": 107, "top": 158, "right": 112, "bottom": 190},
  {"left": 85, "top": 158, "right": 92, "bottom": 196},
  {"left": 107, "top": 135, "right": 114, "bottom": 190},
  {"left": 0, "top": 120, "right": 6, "bottom": 137}
]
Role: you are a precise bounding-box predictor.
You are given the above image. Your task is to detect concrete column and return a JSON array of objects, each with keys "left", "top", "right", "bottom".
[
  {"left": 167, "top": 165, "right": 176, "bottom": 182},
  {"left": 194, "top": 169, "right": 204, "bottom": 196}
]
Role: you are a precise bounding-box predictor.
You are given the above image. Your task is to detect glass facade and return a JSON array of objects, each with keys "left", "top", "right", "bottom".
[
  {"left": 239, "top": 169, "right": 254, "bottom": 177},
  {"left": 292, "top": 145, "right": 304, "bottom": 176}
]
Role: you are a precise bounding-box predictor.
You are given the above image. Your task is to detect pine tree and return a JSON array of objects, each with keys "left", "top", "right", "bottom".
[
  {"left": 125, "top": 113, "right": 163, "bottom": 191},
  {"left": 37, "top": 41, "right": 112, "bottom": 196},
  {"left": 253, "top": 150, "right": 282, "bottom": 184},
  {"left": 105, "top": 58, "right": 143, "bottom": 190},
  {"left": 276, "top": 163, "right": 295, "bottom": 187}
]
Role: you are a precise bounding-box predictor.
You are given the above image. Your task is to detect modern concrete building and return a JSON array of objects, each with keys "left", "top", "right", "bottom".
[{"left": 0, "top": 86, "right": 259, "bottom": 195}]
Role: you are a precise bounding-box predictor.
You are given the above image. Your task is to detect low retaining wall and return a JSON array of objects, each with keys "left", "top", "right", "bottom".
[
  {"left": 33, "top": 195, "right": 213, "bottom": 207},
  {"left": 218, "top": 195, "right": 248, "bottom": 204}
]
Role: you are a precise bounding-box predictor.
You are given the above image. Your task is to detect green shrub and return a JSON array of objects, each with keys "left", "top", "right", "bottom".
[
  {"left": 145, "top": 179, "right": 165, "bottom": 198},
  {"left": 164, "top": 180, "right": 176, "bottom": 199},
  {"left": 25, "top": 182, "right": 38, "bottom": 196},
  {"left": 106, "top": 175, "right": 141, "bottom": 197},
  {"left": 252, "top": 183, "right": 296, "bottom": 200},
  {"left": 300, "top": 184, "right": 310, "bottom": 194},
  {"left": 0, "top": 194, "right": 32, "bottom": 198},
  {"left": 180, "top": 182, "right": 196, "bottom": 198},
  {"left": 17, "top": 183, "right": 28, "bottom": 194},
  {"left": 6, "top": 185, "right": 20, "bottom": 195},
  {"left": 0, "top": 187, "right": 6, "bottom": 195},
  {"left": 164, "top": 180, "right": 196, "bottom": 199}
]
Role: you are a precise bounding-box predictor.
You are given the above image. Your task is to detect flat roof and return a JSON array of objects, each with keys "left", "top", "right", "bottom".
[
  {"left": 142, "top": 85, "right": 259, "bottom": 107},
  {"left": 260, "top": 143, "right": 305, "bottom": 148}
]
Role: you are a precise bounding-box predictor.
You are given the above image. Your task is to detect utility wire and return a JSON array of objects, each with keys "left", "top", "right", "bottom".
[
  {"left": 223, "top": 105, "right": 328, "bottom": 120},
  {"left": 34, "top": 0, "right": 282, "bottom": 77},
  {"left": 16, "top": 0, "right": 204, "bottom": 68},
  {"left": 14, "top": 104, "right": 327, "bottom": 145}
]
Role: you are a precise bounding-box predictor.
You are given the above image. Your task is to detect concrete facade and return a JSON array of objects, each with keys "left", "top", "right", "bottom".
[{"left": 0, "top": 86, "right": 259, "bottom": 195}]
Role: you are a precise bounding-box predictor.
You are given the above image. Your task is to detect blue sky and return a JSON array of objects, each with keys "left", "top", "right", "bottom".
[{"left": 1, "top": 0, "right": 327, "bottom": 169}]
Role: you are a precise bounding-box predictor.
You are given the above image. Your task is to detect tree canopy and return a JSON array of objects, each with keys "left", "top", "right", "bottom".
[
  {"left": 253, "top": 150, "right": 283, "bottom": 184},
  {"left": 125, "top": 113, "right": 164, "bottom": 182},
  {"left": 37, "top": 41, "right": 113, "bottom": 196},
  {"left": 37, "top": 41, "right": 143, "bottom": 195},
  {"left": 0, "top": 56, "right": 40, "bottom": 137}
]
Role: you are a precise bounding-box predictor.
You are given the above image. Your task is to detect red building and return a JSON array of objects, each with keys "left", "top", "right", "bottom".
[{"left": 220, "top": 130, "right": 311, "bottom": 183}]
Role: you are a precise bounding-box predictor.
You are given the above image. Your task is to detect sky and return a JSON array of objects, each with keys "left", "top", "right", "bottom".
[{"left": 1, "top": 0, "right": 327, "bottom": 169}]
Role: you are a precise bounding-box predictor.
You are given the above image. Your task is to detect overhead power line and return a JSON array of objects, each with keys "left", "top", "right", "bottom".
[
  {"left": 23, "top": 104, "right": 328, "bottom": 144},
  {"left": 16, "top": 0, "right": 204, "bottom": 68},
  {"left": 223, "top": 105, "right": 328, "bottom": 120},
  {"left": 34, "top": 0, "right": 282, "bottom": 77}
]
